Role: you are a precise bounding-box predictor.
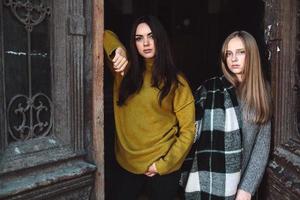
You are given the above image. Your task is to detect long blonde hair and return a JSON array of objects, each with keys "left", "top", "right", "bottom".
[{"left": 221, "top": 31, "right": 271, "bottom": 124}]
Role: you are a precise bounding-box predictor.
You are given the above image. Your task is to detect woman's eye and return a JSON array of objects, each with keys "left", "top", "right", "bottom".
[
  {"left": 135, "top": 37, "right": 142, "bottom": 41},
  {"left": 239, "top": 50, "right": 246, "bottom": 54},
  {"left": 236, "top": 50, "right": 246, "bottom": 56},
  {"left": 226, "top": 52, "right": 232, "bottom": 57}
]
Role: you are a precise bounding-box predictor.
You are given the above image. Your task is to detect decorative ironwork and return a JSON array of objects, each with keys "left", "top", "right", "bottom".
[
  {"left": 4, "top": 0, "right": 52, "bottom": 141},
  {"left": 7, "top": 93, "right": 52, "bottom": 140},
  {"left": 4, "top": 0, "right": 51, "bottom": 32}
]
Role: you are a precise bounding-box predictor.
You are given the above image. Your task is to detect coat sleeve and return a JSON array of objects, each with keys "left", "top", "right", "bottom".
[{"left": 238, "top": 121, "right": 271, "bottom": 195}]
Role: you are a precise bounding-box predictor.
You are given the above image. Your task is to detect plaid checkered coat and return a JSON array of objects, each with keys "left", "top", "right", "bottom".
[{"left": 181, "top": 76, "right": 243, "bottom": 200}]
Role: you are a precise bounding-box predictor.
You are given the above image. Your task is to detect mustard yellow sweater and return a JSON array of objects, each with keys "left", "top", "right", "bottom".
[{"left": 104, "top": 30, "right": 195, "bottom": 175}]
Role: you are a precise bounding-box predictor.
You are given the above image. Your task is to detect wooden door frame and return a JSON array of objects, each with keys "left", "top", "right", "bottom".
[
  {"left": 263, "top": 0, "right": 300, "bottom": 199},
  {"left": 92, "top": 0, "right": 105, "bottom": 199}
]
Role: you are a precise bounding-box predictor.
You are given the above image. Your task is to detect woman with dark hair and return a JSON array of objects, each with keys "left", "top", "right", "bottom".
[
  {"left": 181, "top": 31, "right": 272, "bottom": 200},
  {"left": 104, "top": 15, "right": 195, "bottom": 200}
]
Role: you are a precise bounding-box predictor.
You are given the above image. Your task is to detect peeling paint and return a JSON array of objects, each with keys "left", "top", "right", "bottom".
[
  {"left": 269, "top": 160, "right": 286, "bottom": 175},
  {"left": 5, "top": 51, "right": 26, "bottom": 56},
  {"left": 5, "top": 51, "right": 48, "bottom": 57},
  {"left": 265, "top": 24, "right": 272, "bottom": 44},
  {"left": 268, "top": 50, "right": 272, "bottom": 60},
  {"left": 268, "top": 25, "right": 272, "bottom": 30},
  {"left": 275, "top": 147, "right": 300, "bottom": 167},
  {"left": 285, "top": 181, "right": 293, "bottom": 188},
  {"left": 48, "top": 139, "right": 56, "bottom": 144},
  {"left": 263, "top": 0, "right": 272, "bottom": 8},
  {"left": 269, "top": 160, "right": 279, "bottom": 169},
  {"left": 278, "top": 167, "right": 284, "bottom": 174},
  {"left": 277, "top": 46, "right": 280, "bottom": 52},
  {"left": 14, "top": 147, "right": 21, "bottom": 154}
]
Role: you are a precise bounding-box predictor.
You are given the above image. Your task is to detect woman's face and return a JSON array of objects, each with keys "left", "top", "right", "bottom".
[
  {"left": 225, "top": 37, "right": 246, "bottom": 82},
  {"left": 135, "top": 23, "right": 156, "bottom": 59}
]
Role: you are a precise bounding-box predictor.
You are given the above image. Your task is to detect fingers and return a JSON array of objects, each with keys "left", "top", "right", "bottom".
[
  {"left": 115, "top": 59, "right": 128, "bottom": 72},
  {"left": 112, "top": 48, "right": 128, "bottom": 75},
  {"left": 148, "top": 163, "right": 157, "bottom": 173},
  {"left": 112, "top": 47, "right": 126, "bottom": 64},
  {"left": 235, "top": 189, "right": 251, "bottom": 200},
  {"left": 112, "top": 54, "right": 126, "bottom": 68},
  {"left": 115, "top": 47, "right": 126, "bottom": 57},
  {"left": 144, "top": 163, "right": 158, "bottom": 177},
  {"left": 144, "top": 171, "right": 156, "bottom": 177}
]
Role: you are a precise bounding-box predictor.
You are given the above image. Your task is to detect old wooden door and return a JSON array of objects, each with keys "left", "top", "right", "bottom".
[
  {"left": 263, "top": 0, "right": 300, "bottom": 199},
  {"left": 0, "top": 1, "right": 98, "bottom": 199}
]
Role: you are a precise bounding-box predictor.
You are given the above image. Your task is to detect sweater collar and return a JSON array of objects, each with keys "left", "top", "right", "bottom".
[{"left": 145, "top": 58, "right": 154, "bottom": 71}]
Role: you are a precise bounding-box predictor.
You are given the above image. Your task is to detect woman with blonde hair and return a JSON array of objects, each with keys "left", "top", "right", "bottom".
[{"left": 181, "top": 31, "right": 272, "bottom": 200}]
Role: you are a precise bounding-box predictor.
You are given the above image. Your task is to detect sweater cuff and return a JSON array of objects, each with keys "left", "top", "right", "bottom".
[
  {"left": 155, "top": 158, "right": 178, "bottom": 175},
  {"left": 238, "top": 183, "right": 256, "bottom": 196},
  {"left": 103, "top": 30, "right": 125, "bottom": 60},
  {"left": 155, "top": 158, "right": 168, "bottom": 175}
]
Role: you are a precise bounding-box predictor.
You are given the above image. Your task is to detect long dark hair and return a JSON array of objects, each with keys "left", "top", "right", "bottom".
[{"left": 118, "top": 15, "right": 180, "bottom": 106}]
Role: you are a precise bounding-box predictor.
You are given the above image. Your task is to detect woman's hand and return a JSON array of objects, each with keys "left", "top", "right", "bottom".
[
  {"left": 235, "top": 189, "right": 252, "bottom": 200},
  {"left": 112, "top": 47, "right": 128, "bottom": 76},
  {"left": 144, "top": 163, "right": 158, "bottom": 177}
]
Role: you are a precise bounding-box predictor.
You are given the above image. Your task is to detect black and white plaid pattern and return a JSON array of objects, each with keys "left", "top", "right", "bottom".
[{"left": 181, "top": 76, "right": 242, "bottom": 200}]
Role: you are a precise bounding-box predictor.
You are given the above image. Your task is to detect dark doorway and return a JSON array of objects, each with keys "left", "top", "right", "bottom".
[{"left": 104, "top": 0, "right": 266, "bottom": 199}]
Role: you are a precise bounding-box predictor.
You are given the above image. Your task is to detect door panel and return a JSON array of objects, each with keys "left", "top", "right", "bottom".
[
  {"left": 263, "top": 0, "right": 300, "bottom": 199},
  {"left": 0, "top": 1, "right": 96, "bottom": 199}
]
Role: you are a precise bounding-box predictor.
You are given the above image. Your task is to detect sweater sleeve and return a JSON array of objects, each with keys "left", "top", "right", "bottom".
[
  {"left": 103, "top": 30, "right": 127, "bottom": 78},
  {"left": 155, "top": 77, "right": 196, "bottom": 175},
  {"left": 103, "top": 30, "right": 125, "bottom": 59},
  {"left": 238, "top": 121, "right": 271, "bottom": 195}
]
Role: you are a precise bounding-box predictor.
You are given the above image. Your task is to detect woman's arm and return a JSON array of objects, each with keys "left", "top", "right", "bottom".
[
  {"left": 103, "top": 30, "right": 128, "bottom": 75},
  {"left": 238, "top": 121, "right": 271, "bottom": 196},
  {"left": 235, "top": 189, "right": 252, "bottom": 200},
  {"left": 153, "top": 77, "right": 196, "bottom": 175},
  {"left": 145, "top": 82, "right": 208, "bottom": 177}
]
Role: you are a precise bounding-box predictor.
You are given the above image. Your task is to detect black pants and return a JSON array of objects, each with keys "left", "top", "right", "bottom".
[{"left": 114, "top": 164, "right": 181, "bottom": 200}]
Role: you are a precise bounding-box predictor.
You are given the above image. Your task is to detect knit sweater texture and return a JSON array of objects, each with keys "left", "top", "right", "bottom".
[
  {"left": 238, "top": 101, "right": 271, "bottom": 195},
  {"left": 104, "top": 30, "right": 195, "bottom": 175}
]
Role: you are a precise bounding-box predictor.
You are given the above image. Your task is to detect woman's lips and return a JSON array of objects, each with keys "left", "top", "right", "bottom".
[{"left": 143, "top": 49, "right": 152, "bottom": 53}]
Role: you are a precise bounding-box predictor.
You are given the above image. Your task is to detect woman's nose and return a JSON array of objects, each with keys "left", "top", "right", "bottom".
[
  {"left": 231, "top": 53, "right": 238, "bottom": 61},
  {"left": 143, "top": 38, "right": 149, "bottom": 46}
]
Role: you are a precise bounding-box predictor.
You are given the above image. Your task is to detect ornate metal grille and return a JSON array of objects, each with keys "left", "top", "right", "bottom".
[{"left": 4, "top": 0, "right": 52, "bottom": 141}]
